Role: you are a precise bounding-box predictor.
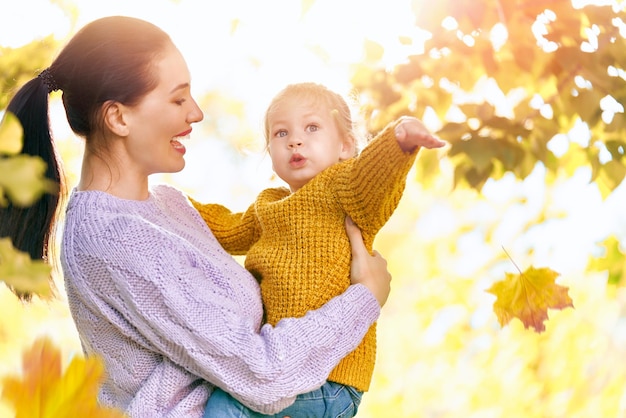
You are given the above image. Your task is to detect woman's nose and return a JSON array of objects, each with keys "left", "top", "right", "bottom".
[{"left": 188, "top": 98, "right": 204, "bottom": 123}]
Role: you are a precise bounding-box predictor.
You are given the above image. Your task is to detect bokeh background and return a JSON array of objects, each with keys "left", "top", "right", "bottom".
[{"left": 1, "top": 0, "right": 626, "bottom": 416}]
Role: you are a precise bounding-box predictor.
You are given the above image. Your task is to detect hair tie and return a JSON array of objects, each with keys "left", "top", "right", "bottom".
[{"left": 38, "top": 68, "right": 59, "bottom": 93}]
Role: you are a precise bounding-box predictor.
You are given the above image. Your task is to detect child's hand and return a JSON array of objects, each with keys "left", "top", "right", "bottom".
[{"left": 394, "top": 116, "right": 446, "bottom": 153}]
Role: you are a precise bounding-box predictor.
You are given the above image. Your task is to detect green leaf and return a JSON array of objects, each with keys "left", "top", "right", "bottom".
[
  {"left": 596, "top": 160, "right": 626, "bottom": 196},
  {"left": 0, "top": 112, "right": 23, "bottom": 156},
  {"left": 437, "top": 122, "right": 469, "bottom": 142},
  {"left": 449, "top": 136, "right": 496, "bottom": 172},
  {"left": 0, "top": 238, "right": 52, "bottom": 297},
  {"left": 588, "top": 236, "right": 626, "bottom": 285},
  {"left": 0, "top": 155, "right": 58, "bottom": 207}
]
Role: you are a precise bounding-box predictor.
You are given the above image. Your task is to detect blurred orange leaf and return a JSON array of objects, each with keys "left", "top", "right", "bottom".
[
  {"left": 1, "top": 336, "right": 126, "bottom": 418},
  {"left": 486, "top": 266, "right": 574, "bottom": 333}
]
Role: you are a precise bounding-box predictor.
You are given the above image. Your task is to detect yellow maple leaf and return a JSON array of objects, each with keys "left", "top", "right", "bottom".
[
  {"left": 486, "top": 266, "right": 574, "bottom": 333},
  {"left": 1, "top": 337, "right": 126, "bottom": 418}
]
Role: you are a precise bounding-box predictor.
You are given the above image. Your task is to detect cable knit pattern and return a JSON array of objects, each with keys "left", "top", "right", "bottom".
[
  {"left": 192, "top": 121, "right": 418, "bottom": 392},
  {"left": 61, "top": 184, "right": 380, "bottom": 417}
]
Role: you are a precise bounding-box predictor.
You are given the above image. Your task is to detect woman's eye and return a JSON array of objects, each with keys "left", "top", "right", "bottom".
[{"left": 175, "top": 99, "right": 186, "bottom": 105}]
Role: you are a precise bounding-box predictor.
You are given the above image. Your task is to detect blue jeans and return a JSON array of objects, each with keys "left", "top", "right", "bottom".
[{"left": 203, "top": 381, "right": 363, "bottom": 418}]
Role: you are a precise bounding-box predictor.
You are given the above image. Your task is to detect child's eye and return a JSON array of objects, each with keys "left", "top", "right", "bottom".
[
  {"left": 307, "top": 124, "right": 319, "bottom": 132},
  {"left": 274, "top": 130, "right": 287, "bottom": 138}
]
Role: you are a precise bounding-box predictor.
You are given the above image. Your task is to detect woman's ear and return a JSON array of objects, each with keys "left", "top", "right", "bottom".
[{"left": 103, "top": 101, "right": 129, "bottom": 137}]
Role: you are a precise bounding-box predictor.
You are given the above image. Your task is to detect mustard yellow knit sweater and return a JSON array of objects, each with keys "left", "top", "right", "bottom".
[{"left": 191, "top": 122, "right": 418, "bottom": 392}]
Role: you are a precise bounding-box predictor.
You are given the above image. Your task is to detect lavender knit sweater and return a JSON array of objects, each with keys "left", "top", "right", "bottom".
[{"left": 61, "top": 184, "right": 380, "bottom": 417}]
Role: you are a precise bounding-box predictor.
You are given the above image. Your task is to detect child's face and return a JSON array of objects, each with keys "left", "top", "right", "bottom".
[{"left": 267, "top": 97, "right": 354, "bottom": 192}]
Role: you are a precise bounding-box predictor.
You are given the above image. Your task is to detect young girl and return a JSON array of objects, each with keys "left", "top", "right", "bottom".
[{"left": 193, "top": 82, "right": 445, "bottom": 417}]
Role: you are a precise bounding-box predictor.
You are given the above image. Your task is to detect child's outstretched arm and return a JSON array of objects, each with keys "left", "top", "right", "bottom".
[{"left": 394, "top": 116, "right": 446, "bottom": 153}]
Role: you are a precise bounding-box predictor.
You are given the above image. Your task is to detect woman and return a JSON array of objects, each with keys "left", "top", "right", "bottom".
[{"left": 2, "top": 16, "right": 391, "bottom": 417}]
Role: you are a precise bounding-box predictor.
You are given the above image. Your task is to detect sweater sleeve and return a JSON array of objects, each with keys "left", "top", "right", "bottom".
[
  {"left": 333, "top": 121, "right": 419, "bottom": 245},
  {"left": 188, "top": 197, "right": 261, "bottom": 255},
  {"left": 71, "top": 214, "right": 380, "bottom": 414}
]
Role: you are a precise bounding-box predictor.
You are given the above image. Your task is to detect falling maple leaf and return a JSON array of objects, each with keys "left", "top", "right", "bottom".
[
  {"left": 486, "top": 265, "right": 574, "bottom": 333},
  {"left": 1, "top": 336, "right": 126, "bottom": 418}
]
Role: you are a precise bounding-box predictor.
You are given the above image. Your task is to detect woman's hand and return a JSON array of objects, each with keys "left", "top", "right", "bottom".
[{"left": 345, "top": 216, "right": 391, "bottom": 307}]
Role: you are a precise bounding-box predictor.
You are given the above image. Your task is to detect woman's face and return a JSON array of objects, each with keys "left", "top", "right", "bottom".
[{"left": 120, "top": 43, "right": 204, "bottom": 177}]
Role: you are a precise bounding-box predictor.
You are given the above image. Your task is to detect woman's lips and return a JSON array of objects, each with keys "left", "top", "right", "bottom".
[
  {"left": 171, "top": 129, "right": 192, "bottom": 155},
  {"left": 175, "top": 128, "right": 192, "bottom": 138},
  {"left": 171, "top": 139, "right": 186, "bottom": 155}
]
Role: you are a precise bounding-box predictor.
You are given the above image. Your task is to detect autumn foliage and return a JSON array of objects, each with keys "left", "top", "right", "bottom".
[
  {"left": 487, "top": 265, "right": 573, "bottom": 332},
  {"left": 1, "top": 337, "right": 125, "bottom": 418},
  {"left": 353, "top": 0, "right": 626, "bottom": 195}
]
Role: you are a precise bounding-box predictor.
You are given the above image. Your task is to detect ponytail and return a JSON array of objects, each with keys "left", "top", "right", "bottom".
[
  {"left": 0, "top": 72, "right": 66, "bottom": 298},
  {"left": 1, "top": 16, "right": 172, "bottom": 298}
]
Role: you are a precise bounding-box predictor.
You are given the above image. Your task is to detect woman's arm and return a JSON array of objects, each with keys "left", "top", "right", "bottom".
[{"left": 76, "top": 215, "right": 388, "bottom": 414}]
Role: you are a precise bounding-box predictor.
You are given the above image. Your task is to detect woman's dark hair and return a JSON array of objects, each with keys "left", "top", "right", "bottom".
[{"left": 0, "top": 16, "right": 171, "bottom": 298}]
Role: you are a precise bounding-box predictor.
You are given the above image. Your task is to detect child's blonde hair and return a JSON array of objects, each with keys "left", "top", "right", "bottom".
[{"left": 263, "top": 82, "right": 358, "bottom": 155}]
